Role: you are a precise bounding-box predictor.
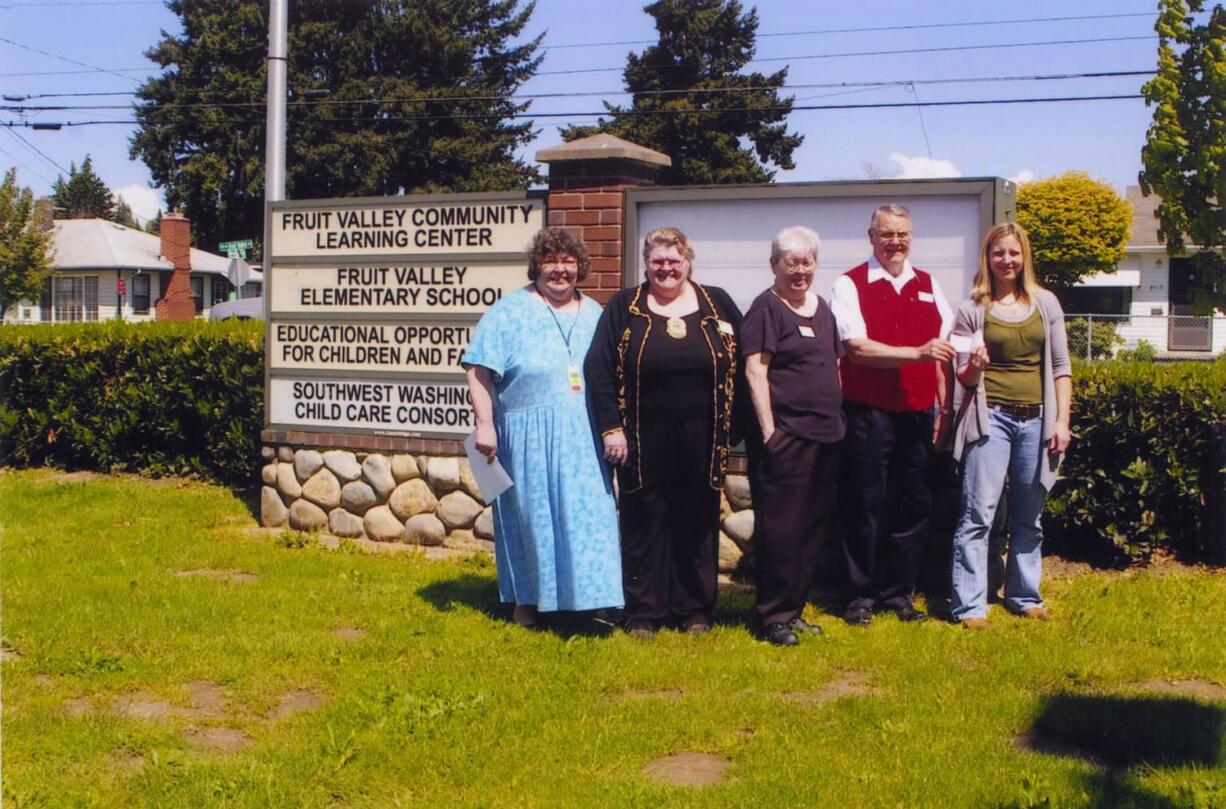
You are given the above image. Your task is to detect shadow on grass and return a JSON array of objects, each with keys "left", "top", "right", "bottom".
[
  {"left": 416, "top": 573, "right": 618, "bottom": 639},
  {"left": 1001, "top": 692, "right": 1226, "bottom": 808}
]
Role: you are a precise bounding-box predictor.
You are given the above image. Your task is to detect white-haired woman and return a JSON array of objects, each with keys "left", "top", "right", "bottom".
[{"left": 742, "top": 225, "right": 845, "bottom": 646}]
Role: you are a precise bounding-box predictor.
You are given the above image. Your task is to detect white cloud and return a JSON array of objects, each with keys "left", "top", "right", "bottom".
[
  {"left": 112, "top": 185, "right": 163, "bottom": 225},
  {"left": 1009, "top": 169, "right": 1036, "bottom": 185},
  {"left": 888, "top": 152, "right": 963, "bottom": 179}
]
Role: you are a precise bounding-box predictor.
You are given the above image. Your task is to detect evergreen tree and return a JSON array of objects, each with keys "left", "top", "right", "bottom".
[
  {"left": 130, "top": 0, "right": 542, "bottom": 255},
  {"left": 113, "top": 197, "right": 139, "bottom": 229},
  {"left": 50, "top": 156, "right": 115, "bottom": 220},
  {"left": 562, "top": 0, "right": 801, "bottom": 184},
  {"left": 1139, "top": 0, "right": 1225, "bottom": 308},
  {"left": 144, "top": 210, "right": 162, "bottom": 236},
  {"left": 0, "top": 169, "right": 52, "bottom": 322},
  {"left": 1015, "top": 173, "right": 1133, "bottom": 289}
]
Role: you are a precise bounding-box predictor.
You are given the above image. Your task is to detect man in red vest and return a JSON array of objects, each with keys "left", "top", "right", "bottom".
[{"left": 830, "top": 204, "right": 955, "bottom": 626}]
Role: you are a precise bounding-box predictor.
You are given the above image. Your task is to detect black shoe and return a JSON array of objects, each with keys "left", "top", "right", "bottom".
[
  {"left": 843, "top": 606, "right": 873, "bottom": 626},
  {"left": 893, "top": 604, "right": 928, "bottom": 623},
  {"left": 790, "top": 617, "right": 823, "bottom": 636},
  {"left": 764, "top": 622, "right": 799, "bottom": 646}
]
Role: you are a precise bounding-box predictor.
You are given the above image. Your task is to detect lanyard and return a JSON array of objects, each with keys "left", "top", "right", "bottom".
[{"left": 545, "top": 297, "right": 583, "bottom": 360}]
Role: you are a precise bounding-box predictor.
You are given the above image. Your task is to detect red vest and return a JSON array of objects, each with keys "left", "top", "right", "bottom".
[{"left": 839, "top": 262, "right": 942, "bottom": 412}]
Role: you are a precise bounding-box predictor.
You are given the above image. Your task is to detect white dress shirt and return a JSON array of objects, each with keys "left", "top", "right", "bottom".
[{"left": 830, "top": 256, "right": 953, "bottom": 343}]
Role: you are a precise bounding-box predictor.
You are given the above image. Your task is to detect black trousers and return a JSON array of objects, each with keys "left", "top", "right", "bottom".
[
  {"left": 619, "top": 418, "right": 720, "bottom": 625},
  {"left": 839, "top": 403, "right": 935, "bottom": 611},
  {"left": 749, "top": 430, "right": 841, "bottom": 626}
]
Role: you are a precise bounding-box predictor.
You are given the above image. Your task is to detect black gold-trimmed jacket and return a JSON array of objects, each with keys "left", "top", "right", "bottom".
[{"left": 585, "top": 281, "right": 745, "bottom": 493}]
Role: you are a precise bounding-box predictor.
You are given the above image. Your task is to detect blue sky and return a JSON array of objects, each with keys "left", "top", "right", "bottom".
[{"left": 1, "top": 0, "right": 1163, "bottom": 226}]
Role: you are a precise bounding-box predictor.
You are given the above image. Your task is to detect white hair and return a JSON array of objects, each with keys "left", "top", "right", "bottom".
[{"left": 770, "top": 225, "right": 822, "bottom": 265}]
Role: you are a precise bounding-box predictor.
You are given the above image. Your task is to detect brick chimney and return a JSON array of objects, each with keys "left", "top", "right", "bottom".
[{"left": 155, "top": 212, "right": 197, "bottom": 320}]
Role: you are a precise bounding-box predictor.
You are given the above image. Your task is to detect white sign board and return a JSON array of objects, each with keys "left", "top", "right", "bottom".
[
  {"left": 268, "top": 377, "right": 474, "bottom": 436},
  {"left": 266, "top": 193, "right": 542, "bottom": 438},
  {"left": 270, "top": 320, "right": 472, "bottom": 373},
  {"left": 270, "top": 200, "right": 543, "bottom": 258},
  {"left": 269, "top": 263, "right": 523, "bottom": 315},
  {"left": 629, "top": 183, "right": 1005, "bottom": 314}
]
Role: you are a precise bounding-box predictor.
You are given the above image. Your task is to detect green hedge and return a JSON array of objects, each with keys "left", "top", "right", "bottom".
[
  {"left": 0, "top": 320, "right": 263, "bottom": 486},
  {"left": 1047, "top": 357, "right": 1226, "bottom": 562},
  {"left": 1, "top": 321, "right": 1222, "bottom": 562}
]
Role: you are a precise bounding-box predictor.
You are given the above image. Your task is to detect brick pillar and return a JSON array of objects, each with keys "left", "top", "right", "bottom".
[
  {"left": 155, "top": 212, "right": 197, "bottom": 320},
  {"left": 536, "top": 134, "right": 671, "bottom": 304}
]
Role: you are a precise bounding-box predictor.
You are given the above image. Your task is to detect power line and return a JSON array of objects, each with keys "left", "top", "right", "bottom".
[
  {"left": 537, "top": 35, "right": 1157, "bottom": 76},
  {"left": 540, "top": 12, "right": 1158, "bottom": 50},
  {"left": 0, "top": 141, "right": 56, "bottom": 185},
  {"left": 2, "top": 70, "right": 1156, "bottom": 113},
  {"left": 1, "top": 1, "right": 162, "bottom": 5},
  {"left": 0, "top": 37, "right": 144, "bottom": 83},
  {"left": 5, "top": 126, "right": 68, "bottom": 173},
  {"left": 0, "top": 93, "right": 1147, "bottom": 128},
  {"left": 0, "top": 68, "right": 149, "bottom": 77}
]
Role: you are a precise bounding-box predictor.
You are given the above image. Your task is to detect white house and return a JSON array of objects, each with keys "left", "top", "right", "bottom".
[
  {"left": 1064, "top": 186, "right": 1225, "bottom": 355},
  {"left": 5, "top": 215, "right": 262, "bottom": 324}
]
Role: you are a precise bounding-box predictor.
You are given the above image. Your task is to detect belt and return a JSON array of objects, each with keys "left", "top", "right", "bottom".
[{"left": 989, "top": 402, "right": 1043, "bottom": 421}]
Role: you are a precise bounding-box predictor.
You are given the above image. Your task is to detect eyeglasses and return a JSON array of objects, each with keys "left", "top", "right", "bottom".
[
  {"left": 540, "top": 254, "right": 579, "bottom": 270},
  {"left": 649, "top": 258, "right": 685, "bottom": 269},
  {"left": 872, "top": 230, "right": 912, "bottom": 241},
  {"left": 780, "top": 256, "right": 816, "bottom": 272}
]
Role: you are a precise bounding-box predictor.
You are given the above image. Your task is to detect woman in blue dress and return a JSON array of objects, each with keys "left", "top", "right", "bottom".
[{"left": 463, "top": 228, "right": 623, "bottom": 629}]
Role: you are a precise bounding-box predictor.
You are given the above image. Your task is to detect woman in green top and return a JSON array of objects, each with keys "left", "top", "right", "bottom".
[{"left": 948, "top": 223, "right": 1072, "bottom": 629}]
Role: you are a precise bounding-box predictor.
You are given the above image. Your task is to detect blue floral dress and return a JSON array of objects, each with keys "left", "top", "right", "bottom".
[{"left": 463, "top": 286, "right": 623, "bottom": 612}]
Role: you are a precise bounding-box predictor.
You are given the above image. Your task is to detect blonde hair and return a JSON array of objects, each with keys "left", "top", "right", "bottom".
[
  {"left": 971, "top": 222, "right": 1042, "bottom": 309},
  {"left": 642, "top": 226, "right": 695, "bottom": 265}
]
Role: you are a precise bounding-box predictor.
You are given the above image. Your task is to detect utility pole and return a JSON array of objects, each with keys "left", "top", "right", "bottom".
[{"left": 265, "top": 0, "right": 288, "bottom": 203}]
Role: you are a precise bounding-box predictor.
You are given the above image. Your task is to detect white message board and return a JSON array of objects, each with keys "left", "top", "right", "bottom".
[
  {"left": 269, "top": 377, "right": 474, "bottom": 436},
  {"left": 270, "top": 320, "right": 472, "bottom": 373},
  {"left": 270, "top": 263, "right": 523, "bottom": 315},
  {"left": 271, "top": 199, "right": 543, "bottom": 258},
  {"left": 266, "top": 192, "right": 541, "bottom": 439}
]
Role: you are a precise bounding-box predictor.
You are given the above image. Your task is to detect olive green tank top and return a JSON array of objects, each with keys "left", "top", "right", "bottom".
[{"left": 984, "top": 305, "right": 1043, "bottom": 405}]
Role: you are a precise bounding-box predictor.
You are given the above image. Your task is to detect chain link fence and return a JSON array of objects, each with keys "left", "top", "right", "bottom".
[{"left": 1063, "top": 313, "right": 1225, "bottom": 361}]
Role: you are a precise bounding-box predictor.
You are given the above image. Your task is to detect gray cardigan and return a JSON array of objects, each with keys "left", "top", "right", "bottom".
[{"left": 949, "top": 288, "right": 1072, "bottom": 491}]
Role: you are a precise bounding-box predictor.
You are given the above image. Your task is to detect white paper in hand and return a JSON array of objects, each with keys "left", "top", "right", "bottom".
[
  {"left": 950, "top": 333, "right": 974, "bottom": 353},
  {"left": 463, "top": 431, "right": 513, "bottom": 501}
]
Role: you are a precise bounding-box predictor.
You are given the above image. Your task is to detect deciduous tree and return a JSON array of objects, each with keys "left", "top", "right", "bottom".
[
  {"left": 1139, "top": 0, "right": 1225, "bottom": 309},
  {"left": 562, "top": 0, "right": 801, "bottom": 184},
  {"left": 1015, "top": 172, "right": 1132, "bottom": 289},
  {"left": 131, "top": 0, "right": 542, "bottom": 256},
  {"left": 0, "top": 169, "right": 52, "bottom": 322}
]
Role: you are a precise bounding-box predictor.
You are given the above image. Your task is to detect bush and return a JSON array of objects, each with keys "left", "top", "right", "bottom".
[
  {"left": 0, "top": 320, "right": 263, "bottom": 486},
  {"left": 1046, "top": 357, "right": 1226, "bottom": 562},
  {"left": 1116, "top": 339, "right": 1158, "bottom": 362},
  {"left": 1063, "top": 316, "right": 1123, "bottom": 360}
]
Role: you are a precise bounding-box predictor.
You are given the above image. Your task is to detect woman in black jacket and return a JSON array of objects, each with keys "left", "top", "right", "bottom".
[{"left": 585, "top": 227, "right": 743, "bottom": 638}]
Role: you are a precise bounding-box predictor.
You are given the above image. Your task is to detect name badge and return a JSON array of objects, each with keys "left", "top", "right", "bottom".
[
  {"left": 717, "top": 320, "right": 734, "bottom": 335},
  {"left": 918, "top": 291, "right": 935, "bottom": 303},
  {"left": 567, "top": 364, "right": 583, "bottom": 393},
  {"left": 798, "top": 325, "right": 816, "bottom": 338}
]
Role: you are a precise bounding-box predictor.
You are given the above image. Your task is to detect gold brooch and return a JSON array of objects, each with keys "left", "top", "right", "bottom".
[{"left": 666, "top": 316, "right": 687, "bottom": 339}]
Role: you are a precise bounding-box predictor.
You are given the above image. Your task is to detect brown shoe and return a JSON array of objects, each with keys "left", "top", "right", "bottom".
[
  {"left": 625, "top": 619, "right": 656, "bottom": 639},
  {"left": 1022, "top": 607, "right": 1051, "bottom": 621},
  {"left": 683, "top": 617, "right": 711, "bottom": 636},
  {"left": 960, "top": 617, "right": 989, "bottom": 630}
]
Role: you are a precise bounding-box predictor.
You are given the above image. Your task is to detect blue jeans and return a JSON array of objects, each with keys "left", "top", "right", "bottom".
[{"left": 951, "top": 409, "right": 1047, "bottom": 620}]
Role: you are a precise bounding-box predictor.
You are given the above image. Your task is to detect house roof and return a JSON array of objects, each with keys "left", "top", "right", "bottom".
[
  {"left": 1125, "top": 185, "right": 1163, "bottom": 249},
  {"left": 50, "top": 219, "right": 264, "bottom": 282}
]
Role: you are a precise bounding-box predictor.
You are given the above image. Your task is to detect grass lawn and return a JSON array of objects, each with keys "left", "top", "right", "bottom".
[{"left": 1, "top": 468, "right": 1224, "bottom": 808}]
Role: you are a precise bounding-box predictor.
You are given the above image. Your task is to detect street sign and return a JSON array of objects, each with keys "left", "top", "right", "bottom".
[{"left": 219, "top": 239, "right": 254, "bottom": 259}]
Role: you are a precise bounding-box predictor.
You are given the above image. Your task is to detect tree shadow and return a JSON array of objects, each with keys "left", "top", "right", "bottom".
[
  {"left": 999, "top": 692, "right": 1226, "bottom": 808},
  {"left": 415, "top": 573, "right": 617, "bottom": 639}
]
